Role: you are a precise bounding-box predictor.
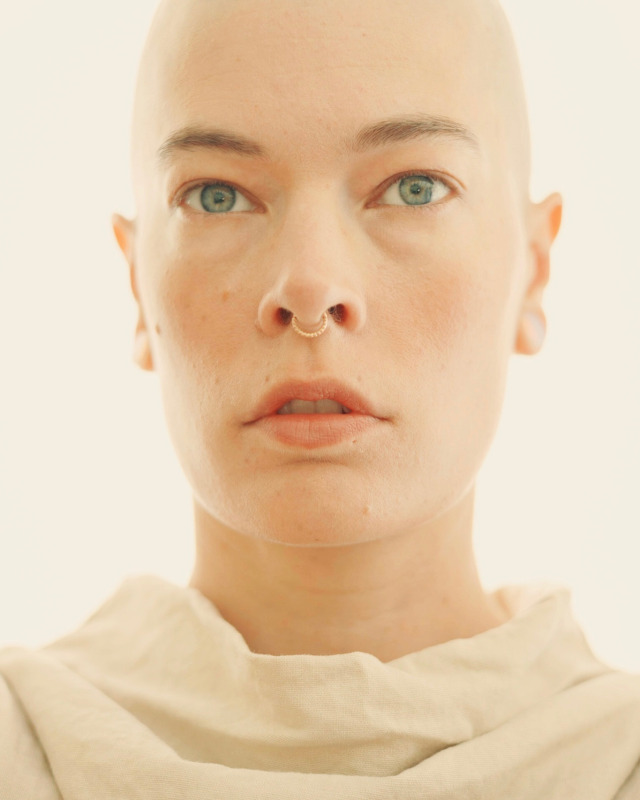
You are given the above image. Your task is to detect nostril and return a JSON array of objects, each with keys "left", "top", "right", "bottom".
[
  {"left": 329, "top": 304, "right": 345, "bottom": 323},
  {"left": 278, "top": 308, "right": 293, "bottom": 325}
]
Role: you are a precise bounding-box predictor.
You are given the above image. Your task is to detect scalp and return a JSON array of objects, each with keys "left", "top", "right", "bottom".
[{"left": 131, "top": 0, "right": 531, "bottom": 204}]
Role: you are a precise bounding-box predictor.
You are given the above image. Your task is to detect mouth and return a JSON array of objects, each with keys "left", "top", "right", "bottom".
[
  {"left": 245, "top": 378, "right": 386, "bottom": 449},
  {"left": 246, "top": 378, "right": 381, "bottom": 423}
]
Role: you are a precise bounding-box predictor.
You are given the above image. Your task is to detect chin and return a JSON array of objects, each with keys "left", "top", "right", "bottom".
[
  {"left": 196, "top": 472, "right": 403, "bottom": 547},
  {"left": 263, "top": 500, "right": 390, "bottom": 549},
  {"left": 196, "top": 470, "right": 454, "bottom": 549}
]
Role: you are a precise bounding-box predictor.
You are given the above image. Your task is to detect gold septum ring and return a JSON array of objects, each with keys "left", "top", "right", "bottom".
[{"left": 291, "top": 312, "right": 329, "bottom": 338}]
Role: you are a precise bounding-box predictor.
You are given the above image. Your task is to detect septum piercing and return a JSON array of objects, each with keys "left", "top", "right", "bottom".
[{"left": 291, "top": 311, "right": 329, "bottom": 338}]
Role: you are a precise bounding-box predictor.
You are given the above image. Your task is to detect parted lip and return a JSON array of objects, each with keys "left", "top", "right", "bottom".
[{"left": 245, "top": 378, "right": 383, "bottom": 423}]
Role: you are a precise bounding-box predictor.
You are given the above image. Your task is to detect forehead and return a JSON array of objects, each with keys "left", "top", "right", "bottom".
[{"left": 138, "top": 0, "right": 503, "bottom": 165}]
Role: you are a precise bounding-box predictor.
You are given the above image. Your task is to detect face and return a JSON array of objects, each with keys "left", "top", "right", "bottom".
[{"left": 116, "top": 0, "right": 561, "bottom": 547}]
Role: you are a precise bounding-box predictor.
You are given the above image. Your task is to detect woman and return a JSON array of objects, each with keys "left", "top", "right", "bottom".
[{"left": 1, "top": 0, "right": 639, "bottom": 797}]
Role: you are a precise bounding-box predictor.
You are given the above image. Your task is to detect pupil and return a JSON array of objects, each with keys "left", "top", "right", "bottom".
[{"left": 201, "top": 184, "right": 236, "bottom": 213}]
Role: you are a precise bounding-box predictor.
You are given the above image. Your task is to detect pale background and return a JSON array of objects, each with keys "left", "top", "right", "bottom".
[{"left": 1, "top": 2, "right": 638, "bottom": 669}]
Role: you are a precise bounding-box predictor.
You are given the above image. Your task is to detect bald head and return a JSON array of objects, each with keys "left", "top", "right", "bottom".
[{"left": 130, "top": 0, "right": 531, "bottom": 213}]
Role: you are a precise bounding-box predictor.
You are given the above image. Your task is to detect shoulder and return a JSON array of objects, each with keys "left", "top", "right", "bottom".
[{"left": 0, "top": 648, "right": 61, "bottom": 799}]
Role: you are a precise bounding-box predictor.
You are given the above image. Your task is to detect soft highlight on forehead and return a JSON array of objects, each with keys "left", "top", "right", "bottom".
[{"left": 130, "top": 0, "right": 531, "bottom": 205}]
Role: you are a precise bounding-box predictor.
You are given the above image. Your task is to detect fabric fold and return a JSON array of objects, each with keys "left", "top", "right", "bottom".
[{"left": 1, "top": 574, "right": 639, "bottom": 799}]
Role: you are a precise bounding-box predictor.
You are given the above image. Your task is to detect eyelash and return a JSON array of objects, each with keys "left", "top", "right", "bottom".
[
  {"left": 175, "top": 180, "right": 257, "bottom": 212},
  {"left": 175, "top": 170, "right": 457, "bottom": 214},
  {"left": 370, "top": 170, "right": 456, "bottom": 209}
]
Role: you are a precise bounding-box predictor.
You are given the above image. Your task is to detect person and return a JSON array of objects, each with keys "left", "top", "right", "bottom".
[{"left": 1, "top": 0, "right": 639, "bottom": 797}]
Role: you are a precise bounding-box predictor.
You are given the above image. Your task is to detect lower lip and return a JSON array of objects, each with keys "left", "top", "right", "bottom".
[{"left": 251, "top": 413, "right": 380, "bottom": 449}]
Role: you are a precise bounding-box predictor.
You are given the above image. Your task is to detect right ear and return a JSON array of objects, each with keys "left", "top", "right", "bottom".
[{"left": 112, "top": 214, "right": 154, "bottom": 372}]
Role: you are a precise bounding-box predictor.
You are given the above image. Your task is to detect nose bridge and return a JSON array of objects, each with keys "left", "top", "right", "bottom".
[
  {"left": 257, "top": 186, "right": 367, "bottom": 335},
  {"left": 275, "top": 186, "right": 353, "bottom": 281}
]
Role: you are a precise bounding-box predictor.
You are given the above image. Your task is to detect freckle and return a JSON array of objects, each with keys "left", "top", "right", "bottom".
[
  {"left": 264, "top": 375, "right": 271, "bottom": 384},
  {"left": 155, "top": 323, "right": 161, "bottom": 335},
  {"left": 363, "top": 505, "right": 371, "bottom": 516},
  {"left": 221, "top": 291, "right": 230, "bottom": 303}
]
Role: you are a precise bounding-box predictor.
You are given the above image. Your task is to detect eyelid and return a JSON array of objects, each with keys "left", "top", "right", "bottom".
[
  {"left": 370, "top": 169, "right": 461, "bottom": 207},
  {"left": 171, "top": 170, "right": 462, "bottom": 212},
  {"left": 173, "top": 179, "right": 259, "bottom": 212}
]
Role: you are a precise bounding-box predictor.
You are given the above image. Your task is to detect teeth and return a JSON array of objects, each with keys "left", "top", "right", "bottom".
[{"left": 277, "top": 399, "right": 351, "bottom": 415}]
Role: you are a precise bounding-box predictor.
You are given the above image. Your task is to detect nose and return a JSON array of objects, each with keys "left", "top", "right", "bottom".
[{"left": 256, "top": 201, "right": 367, "bottom": 338}]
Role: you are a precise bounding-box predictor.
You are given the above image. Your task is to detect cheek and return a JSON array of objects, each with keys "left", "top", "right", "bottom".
[
  {"left": 379, "top": 209, "right": 528, "bottom": 457},
  {"left": 384, "top": 251, "right": 518, "bottom": 371},
  {"left": 137, "top": 221, "right": 259, "bottom": 376},
  {"left": 159, "top": 272, "right": 244, "bottom": 365},
  {"left": 400, "top": 270, "right": 475, "bottom": 359},
  {"left": 372, "top": 196, "right": 527, "bottom": 364}
]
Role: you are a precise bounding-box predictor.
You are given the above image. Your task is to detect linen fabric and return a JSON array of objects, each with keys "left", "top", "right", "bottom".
[{"left": 1, "top": 574, "right": 639, "bottom": 799}]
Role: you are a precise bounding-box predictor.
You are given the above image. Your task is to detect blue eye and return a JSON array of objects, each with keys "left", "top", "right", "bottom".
[
  {"left": 378, "top": 174, "right": 451, "bottom": 207},
  {"left": 183, "top": 182, "right": 255, "bottom": 214}
]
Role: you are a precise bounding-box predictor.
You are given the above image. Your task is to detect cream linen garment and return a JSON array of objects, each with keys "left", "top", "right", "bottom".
[{"left": 1, "top": 574, "right": 639, "bottom": 799}]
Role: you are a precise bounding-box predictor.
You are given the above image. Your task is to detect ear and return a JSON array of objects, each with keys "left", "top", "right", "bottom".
[
  {"left": 515, "top": 192, "right": 563, "bottom": 355},
  {"left": 112, "top": 213, "right": 154, "bottom": 372}
]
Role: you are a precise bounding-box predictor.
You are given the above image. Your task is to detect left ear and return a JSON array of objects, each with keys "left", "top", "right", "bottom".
[{"left": 515, "top": 192, "right": 563, "bottom": 355}]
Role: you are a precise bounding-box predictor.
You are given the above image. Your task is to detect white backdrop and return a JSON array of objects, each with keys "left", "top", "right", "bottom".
[{"left": 1, "top": 2, "right": 638, "bottom": 670}]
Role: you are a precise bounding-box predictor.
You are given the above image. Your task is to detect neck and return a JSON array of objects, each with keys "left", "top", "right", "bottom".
[{"left": 188, "top": 493, "right": 510, "bottom": 662}]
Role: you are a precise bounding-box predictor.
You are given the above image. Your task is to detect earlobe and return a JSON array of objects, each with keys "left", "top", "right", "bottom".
[
  {"left": 516, "top": 309, "right": 547, "bottom": 355},
  {"left": 112, "top": 213, "right": 154, "bottom": 372},
  {"left": 133, "top": 321, "right": 154, "bottom": 372}
]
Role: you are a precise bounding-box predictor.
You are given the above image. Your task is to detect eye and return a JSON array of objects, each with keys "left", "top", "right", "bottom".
[
  {"left": 377, "top": 174, "right": 451, "bottom": 207},
  {"left": 182, "top": 182, "right": 255, "bottom": 214}
]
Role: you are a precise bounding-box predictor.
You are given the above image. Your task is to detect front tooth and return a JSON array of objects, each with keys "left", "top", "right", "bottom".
[
  {"left": 289, "top": 399, "right": 318, "bottom": 414},
  {"left": 315, "top": 399, "right": 344, "bottom": 414},
  {"left": 277, "top": 399, "right": 349, "bottom": 414}
]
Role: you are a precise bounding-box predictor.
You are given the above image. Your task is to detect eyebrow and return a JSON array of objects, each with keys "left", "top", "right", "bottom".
[
  {"left": 350, "top": 113, "right": 479, "bottom": 153},
  {"left": 157, "top": 114, "right": 479, "bottom": 165},
  {"left": 158, "top": 128, "right": 267, "bottom": 162}
]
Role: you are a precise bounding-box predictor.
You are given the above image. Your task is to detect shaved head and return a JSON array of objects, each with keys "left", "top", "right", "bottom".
[{"left": 130, "top": 0, "right": 531, "bottom": 214}]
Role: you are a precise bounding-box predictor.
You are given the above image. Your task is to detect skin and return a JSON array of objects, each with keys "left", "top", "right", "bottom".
[{"left": 113, "top": 0, "right": 562, "bottom": 662}]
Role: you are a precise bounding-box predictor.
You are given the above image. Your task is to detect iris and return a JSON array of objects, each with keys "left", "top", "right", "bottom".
[
  {"left": 200, "top": 184, "right": 236, "bottom": 213},
  {"left": 398, "top": 175, "right": 434, "bottom": 205}
]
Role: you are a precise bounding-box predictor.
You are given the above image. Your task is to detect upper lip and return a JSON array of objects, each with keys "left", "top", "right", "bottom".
[{"left": 245, "top": 378, "right": 383, "bottom": 423}]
